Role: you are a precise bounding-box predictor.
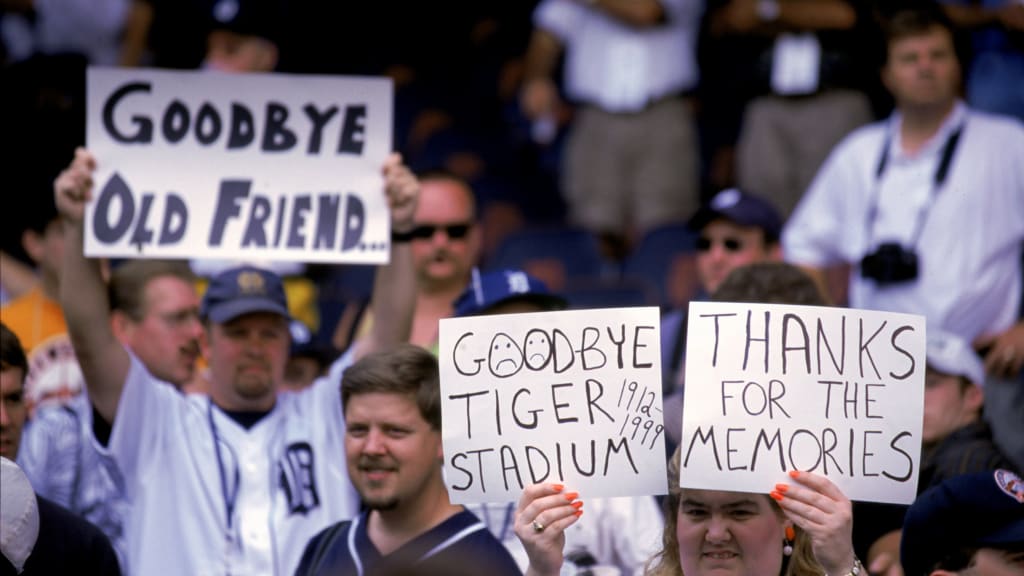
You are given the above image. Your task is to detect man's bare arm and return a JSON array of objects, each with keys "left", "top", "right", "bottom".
[
  {"left": 975, "top": 321, "right": 1024, "bottom": 379},
  {"left": 867, "top": 529, "right": 903, "bottom": 576},
  {"left": 520, "top": 28, "right": 563, "bottom": 121},
  {"left": 353, "top": 153, "right": 419, "bottom": 360},
  {"left": 0, "top": 250, "right": 38, "bottom": 300},
  {"left": 588, "top": 0, "right": 667, "bottom": 27},
  {"left": 55, "top": 148, "right": 130, "bottom": 424},
  {"left": 713, "top": 0, "right": 856, "bottom": 36}
]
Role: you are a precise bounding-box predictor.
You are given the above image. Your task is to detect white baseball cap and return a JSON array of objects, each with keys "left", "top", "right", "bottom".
[
  {"left": 0, "top": 457, "right": 39, "bottom": 573},
  {"left": 926, "top": 329, "right": 986, "bottom": 386}
]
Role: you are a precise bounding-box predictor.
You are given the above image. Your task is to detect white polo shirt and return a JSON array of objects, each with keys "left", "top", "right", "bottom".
[{"left": 784, "top": 102, "right": 1024, "bottom": 340}]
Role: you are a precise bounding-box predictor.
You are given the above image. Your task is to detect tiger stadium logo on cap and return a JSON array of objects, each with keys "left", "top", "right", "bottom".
[{"left": 237, "top": 270, "right": 266, "bottom": 295}]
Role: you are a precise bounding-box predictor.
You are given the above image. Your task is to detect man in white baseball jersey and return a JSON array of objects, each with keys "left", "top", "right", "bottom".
[{"left": 54, "top": 147, "right": 420, "bottom": 576}]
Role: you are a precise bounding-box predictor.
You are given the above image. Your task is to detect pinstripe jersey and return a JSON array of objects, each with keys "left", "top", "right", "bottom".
[{"left": 99, "top": 352, "right": 359, "bottom": 576}]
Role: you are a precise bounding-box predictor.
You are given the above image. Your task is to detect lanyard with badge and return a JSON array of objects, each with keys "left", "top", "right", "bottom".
[
  {"left": 209, "top": 399, "right": 241, "bottom": 575},
  {"left": 860, "top": 120, "right": 965, "bottom": 286}
]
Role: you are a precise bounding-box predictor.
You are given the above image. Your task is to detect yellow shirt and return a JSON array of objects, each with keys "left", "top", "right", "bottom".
[{"left": 0, "top": 286, "right": 83, "bottom": 412}]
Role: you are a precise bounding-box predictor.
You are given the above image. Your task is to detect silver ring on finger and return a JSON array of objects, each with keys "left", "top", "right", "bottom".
[{"left": 531, "top": 520, "right": 545, "bottom": 533}]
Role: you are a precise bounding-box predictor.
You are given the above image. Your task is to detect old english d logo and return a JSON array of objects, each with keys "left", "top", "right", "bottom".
[{"left": 279, "top": 442, "right": 320, "bottom": 515}]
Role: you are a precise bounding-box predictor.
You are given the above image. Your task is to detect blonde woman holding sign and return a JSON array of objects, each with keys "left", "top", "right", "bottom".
[{"left": 515, "top": 445, "right": 860, "bottom": 576}]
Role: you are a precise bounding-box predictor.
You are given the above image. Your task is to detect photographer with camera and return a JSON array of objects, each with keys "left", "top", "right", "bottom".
[{"left": 783, "top": 5, "right": 1024, "bottom": 476}]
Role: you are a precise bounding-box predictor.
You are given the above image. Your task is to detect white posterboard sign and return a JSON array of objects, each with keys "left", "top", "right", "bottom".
[
  {"left": 680, "top": 302, "right": 925, "bottom": 505},
  {"left": 85, "top": 67, "right": 393, "bottom": 264},
  {"left": 439, "top": 307, "right": 667, "bottom": 504}
]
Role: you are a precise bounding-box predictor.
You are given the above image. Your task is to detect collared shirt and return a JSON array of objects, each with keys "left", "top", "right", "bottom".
[
  {"left": 0, "top": 286, "right": 84, "bottom": 411},
  {"left": 534, "top": 0, "right": 703, "bottom": 113},
  {"left": 783, "top": 102, "right": 1024, "bottom": 341}
]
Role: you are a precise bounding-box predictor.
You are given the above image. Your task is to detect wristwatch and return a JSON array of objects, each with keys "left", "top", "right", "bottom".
[{"left": 757, "top": 0, "right": 780, "bottom": 22}]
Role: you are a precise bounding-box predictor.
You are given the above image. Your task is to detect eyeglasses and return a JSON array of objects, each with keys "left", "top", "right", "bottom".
[
  {"left": 696, "top": 236, "right": 744, "bottom": 252},
  {"left": 409, "top": 223, "right": 473, "bottom": 240}
]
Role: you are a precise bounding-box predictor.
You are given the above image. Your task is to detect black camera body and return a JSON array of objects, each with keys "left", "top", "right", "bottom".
[{"left": 860, "top": 242, "right": 919, "bottom": 285}]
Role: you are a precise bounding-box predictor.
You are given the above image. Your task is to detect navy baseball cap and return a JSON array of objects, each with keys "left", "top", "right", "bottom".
[
  {"left": 688, "top": 188, "right": 783, "bottom": 241},
  {"left": 901, "top": 469, "right": 1024, "bottom": 576},
  {"left": 200, "top": 265, "right": 291, "bottom": 323},
  {"left": 454, "top": 268, "right": 568, "bottom": 317}
]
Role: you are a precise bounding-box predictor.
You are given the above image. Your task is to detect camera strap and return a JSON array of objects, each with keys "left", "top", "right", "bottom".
[{"left": 865, "top": 119, "right": 965, "bottom": 250}]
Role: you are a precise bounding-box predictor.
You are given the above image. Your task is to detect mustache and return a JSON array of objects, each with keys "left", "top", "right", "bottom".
[
  {"left": 237, "top": 360, "right": 271, "bottom": 372},
  {"left": 357, "top": 456, "right": 397, "bottom": 471}
]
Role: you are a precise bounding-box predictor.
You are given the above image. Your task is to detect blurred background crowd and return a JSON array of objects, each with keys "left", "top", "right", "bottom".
[{"left": 2, "top": 1, "right": 1021, "bottom": 335}]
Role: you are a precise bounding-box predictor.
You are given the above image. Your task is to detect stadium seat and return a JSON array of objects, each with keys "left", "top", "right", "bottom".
[
  {"left": 622, "top": 222, "right": 701, "bottom": 308},
  {"left": 487, "top": 226, "right": 610, "bottom": 292}
]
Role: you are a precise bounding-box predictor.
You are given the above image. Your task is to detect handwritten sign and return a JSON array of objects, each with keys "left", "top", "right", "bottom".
[
  {"left": 85, "top": 67, "right": 393, "bottom": 263},
  {"left": 679, "top": 302, "right": 925, "bottom": 504},
  {"left": 439, "top": 307, "right": 667, "bottom": 503}
]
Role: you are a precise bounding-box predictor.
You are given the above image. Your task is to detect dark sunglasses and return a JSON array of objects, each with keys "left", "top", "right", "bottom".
[
  {"left": 409, "top": 222, "right": 473, "bottom": 240},
  {"left": 696, "top": 236, "right": 744, "bottom": 252}
]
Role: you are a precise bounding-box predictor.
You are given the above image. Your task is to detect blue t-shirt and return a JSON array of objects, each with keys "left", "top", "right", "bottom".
[{"left": 295, "top": 509, "right": 523, "bottom": 576}]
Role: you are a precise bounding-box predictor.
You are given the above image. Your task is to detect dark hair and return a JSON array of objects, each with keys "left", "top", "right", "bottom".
[
  {"left": 917, "top": 544, "right": 1024, "bottom": 576},
  {"left": 711, "top": 262, "right": 827, "bottom": 307},
  {"left": 341, "top": 344, "right": 441, "bottom": 429},
  {"left": 882, "top": 3, "right": 955, "bottom": 44},
  {"left": 21, "top": 172, "right": 60, "bottom": 237},
  {"left": 23, "top": 207, "right": 60, "bottom": 237},
  {"left": 416, "top": 167, "right": 467, "bottom": 186},
  {"left": 921, "top": 545, "right": 978, "bottom": 574},
  {"left": 108, "top": 260, "right": 197, "bottom": 320},
  {"left": 210, "top": 0, "right": 287, "bottom": 44},
  {"left": 0, "top": 323, "right": 28, "bottom": 375},
  {"left": 956, "top": 375, "right": 976, "bottom": 395}
]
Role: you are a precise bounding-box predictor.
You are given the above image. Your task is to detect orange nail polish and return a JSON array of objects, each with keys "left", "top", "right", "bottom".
[
  {"left": 564, "top": 492, "right": 579, "bottom": 501},
  {"left": 551, "top": 484, "right": 564, "bottom": 492},
  {"left": 789, "top": 470, "right": 800, "bottom": 478},
  {"left": 770, "top": 491, "right": 784, "bottom": 501},
  {"left": 574, "top": 510, "right": 583, "bottom": 517},
  {"left": 775, "top": 484, "right": 789, "bottom": 493},
  {"left": 571, "top": 501, "right": 584, "bottom": 509}
]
